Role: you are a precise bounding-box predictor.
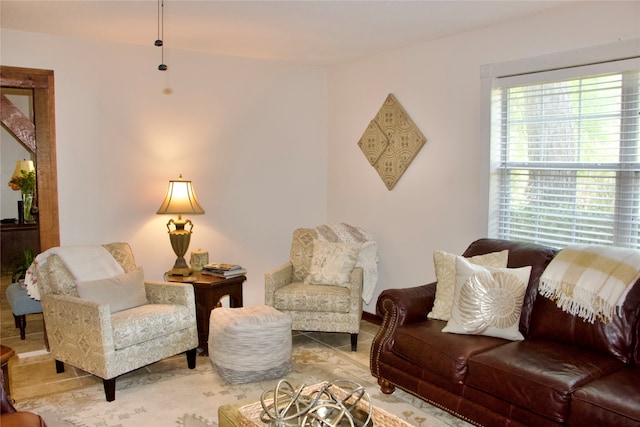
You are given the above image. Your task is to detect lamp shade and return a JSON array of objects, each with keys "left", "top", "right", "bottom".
[
  {"left": 12, "top": 159, "right": 35, "bottom": 179},
  {"left": 157, "top": 175, "right": 205, "bottom": 215}
]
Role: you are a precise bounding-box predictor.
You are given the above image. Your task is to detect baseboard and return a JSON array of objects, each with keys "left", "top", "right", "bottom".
[{"left": 362, "top": 311, "right": 381, "bottom": 325}]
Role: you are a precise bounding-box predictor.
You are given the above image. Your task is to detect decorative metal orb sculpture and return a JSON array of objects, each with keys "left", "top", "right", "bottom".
[
  {"left": 260, "top": 380, "right": 372, "bottom": 427},
  {"left": 260, "top": 380, "right": 313, "bottom": 426}
]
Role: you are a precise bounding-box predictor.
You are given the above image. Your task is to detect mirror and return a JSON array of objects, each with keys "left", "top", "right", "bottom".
[
  {"left": 1, "top": 66, "right": 60, "bottom": 270},
  {"left": 2, "top": 88, "right": 35, "bottom": 220}
]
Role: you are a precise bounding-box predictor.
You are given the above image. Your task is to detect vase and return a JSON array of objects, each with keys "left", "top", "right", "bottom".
[{"left": 22, "top": 193, "right": 35, "bottom": 224}]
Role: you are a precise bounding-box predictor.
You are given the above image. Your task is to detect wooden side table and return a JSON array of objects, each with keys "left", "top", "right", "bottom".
[
  {"left": 167, "top": 272, "right": 246, "bottom": 354},
  {"left": 0, "top": 345, "right": 16, "bottom": 397}
]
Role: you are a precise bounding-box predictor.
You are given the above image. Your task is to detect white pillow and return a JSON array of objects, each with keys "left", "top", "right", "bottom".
[
  {"left": 304, "top": 240, "right": 361, "bottom": 287},
  {"left": 428, "top": 249, "right": 509, "bottom": 321},
  {"left": 442, "top": 256, "right": 531, "bottom": 341},
  {"left": 76, "top": 266, "right": 148, "bottom": 313}
]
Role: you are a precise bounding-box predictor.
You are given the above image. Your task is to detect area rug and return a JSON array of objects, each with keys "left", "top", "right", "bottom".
[{"left": 13, "top": 335, "right": 471, "bottom": 427}]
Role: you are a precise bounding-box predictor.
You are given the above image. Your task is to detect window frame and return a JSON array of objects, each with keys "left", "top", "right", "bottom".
[{"left": 480, "top": 39, "right": 640, "bottom": 249}]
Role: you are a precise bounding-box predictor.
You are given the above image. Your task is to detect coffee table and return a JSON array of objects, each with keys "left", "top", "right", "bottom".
[{"left": 218, "top": 382, "right": 414, "bottom": 427}]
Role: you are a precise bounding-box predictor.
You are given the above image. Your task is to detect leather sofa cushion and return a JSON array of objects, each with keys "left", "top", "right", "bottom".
[
  {"left": 529, "top": 277, "right": 640, "bottom": 364},
  {"left": 570, "top": 366, "right": 640, "bottom": 427},
  {"left": 392, "top": 319, "right": 506, "bottom": 384},
  {"left": 461, "top": 239, "right": 557, "bottom": 334},
  {"left": 466, "top": 339, "right": 624, "bottom": 423}
]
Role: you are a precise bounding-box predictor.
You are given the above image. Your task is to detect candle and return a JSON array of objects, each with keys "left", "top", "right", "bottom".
[{"left": 190, "top": 249, "right": 209, "bottom": 272}]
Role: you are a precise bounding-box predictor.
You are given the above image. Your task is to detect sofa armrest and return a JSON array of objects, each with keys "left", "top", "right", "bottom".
[
  {"left": 376, "top": 282, "right": 436, "bottom": 326},
  {"left": 349, "top": 267, "right": 364, "bottom": 289},
  {"left": 264, "top": 262, "right": 293, "bottom": 305},
  {"left": 371, "top": 282, "right": 436, "bottom": 377},
  {"left": 348, "top": 267, "right": 364, "bottom": 309},
  {"left": 41, "top": 294, "right": 114, "bottom": 369},
  {"left": 144, "top": 280, "right": 195, "bottom": 308}
]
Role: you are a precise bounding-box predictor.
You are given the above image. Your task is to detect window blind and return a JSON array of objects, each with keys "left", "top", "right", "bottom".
[{"left": 489, "top": 59, "right": 640, "bottom": 249}]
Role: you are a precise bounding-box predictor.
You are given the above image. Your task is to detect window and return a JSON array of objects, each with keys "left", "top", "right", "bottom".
[{"left": 489, "top": 59, "right": 640, "bottom": 249}]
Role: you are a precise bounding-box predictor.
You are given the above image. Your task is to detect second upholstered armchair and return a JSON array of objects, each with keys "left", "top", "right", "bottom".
[
  {"left": 29, "top": 242, "right": 198, "bottom": 401},
  {"left": 265, "top": 225, "right": 377, "bottom": 352}
]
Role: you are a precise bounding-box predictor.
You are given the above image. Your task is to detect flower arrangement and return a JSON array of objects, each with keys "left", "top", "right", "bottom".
[{"left": 8, "top": 169, "right": 36, "bottom": 195}]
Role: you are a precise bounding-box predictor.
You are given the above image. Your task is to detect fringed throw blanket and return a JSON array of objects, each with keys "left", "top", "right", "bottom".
[
  {"left": 539, "top": 245, "right": 640, "bottom": 323},
  {"left": 314, "top": 223, "right": 379, "bottom": 305}
]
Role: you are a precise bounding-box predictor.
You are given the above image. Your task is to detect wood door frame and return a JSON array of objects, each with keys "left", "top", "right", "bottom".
[{"left": 1, "top": 66, "right": 60, "bottom": 251}]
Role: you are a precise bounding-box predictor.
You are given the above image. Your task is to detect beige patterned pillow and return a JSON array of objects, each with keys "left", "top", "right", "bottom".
[
  {"left": 304, "top": 240, "right": 360, "bottom": 287},
  {"left": 428, "top": 249, "right": 509, "bottom": 321},
  {"left": 290, "top": 228, "right": 317, "bottom": 281},
  {"left": 442, "top": 256, "right": 531, "bottom": 341},
  {"left": 46, "top": 254, "right": 80, "bottom": 297}
]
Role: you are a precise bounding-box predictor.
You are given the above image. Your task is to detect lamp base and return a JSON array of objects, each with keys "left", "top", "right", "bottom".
[
  {"left": 166, "top": 219, "right": 193, "bottom": 276},
  {"left": 167, "top": 266, "right": 192, "bottom": 276}
]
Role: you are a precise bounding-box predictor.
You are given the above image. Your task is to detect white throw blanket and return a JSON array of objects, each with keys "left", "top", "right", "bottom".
[
  {"left": 314, "top": 223, "right": 379, "bottom": 304},
  {"left": 24, "top": 246, "right": 124, "bottom": 300},
  {"left": 539, "top": 245, "right": 640, "bottom": 323}
]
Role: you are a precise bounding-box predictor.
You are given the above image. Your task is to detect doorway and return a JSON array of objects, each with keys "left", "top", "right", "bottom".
[
  {"left": 0, "top": 65, "right": 57, "bottom": 354},
  {"left": 1, "top": 66, "right": 60, "bottom": 266}
]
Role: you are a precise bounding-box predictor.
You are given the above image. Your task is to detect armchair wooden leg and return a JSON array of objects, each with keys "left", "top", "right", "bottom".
[
  {"left": 103, "top": 378, "right": 116, "bottom": 402},
  {"left": 350, "top": 333, "right": 358, "bottom": 352},
  {"left": 55, "top": 360, "right": 64, "bottom": 373},
  {"left": 186, "top": 348, "right": 196, "bottom": 369}
]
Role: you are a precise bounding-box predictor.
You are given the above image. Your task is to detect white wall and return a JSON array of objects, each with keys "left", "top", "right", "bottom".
[
  {"left": 2, "top": 1, "right": 638, "bottom": 314},
  {"left": 0, "top": 30, "right": 328, "bottom": 307},
  {"left": 326, "top": 1, "right": 640, "bottom": 312}
]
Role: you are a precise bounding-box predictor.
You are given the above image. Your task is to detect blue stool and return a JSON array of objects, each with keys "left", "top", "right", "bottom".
[{"left": 5, "top": 282, "right": 43, "bottom": 340}]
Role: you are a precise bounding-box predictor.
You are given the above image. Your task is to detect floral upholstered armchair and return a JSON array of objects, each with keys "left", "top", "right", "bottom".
[
  {"left": 265, "top": 225, "right": 378, "bottom": 352},
  {"left": 30, "top": 242, "right": 198, "bottom": 401}
]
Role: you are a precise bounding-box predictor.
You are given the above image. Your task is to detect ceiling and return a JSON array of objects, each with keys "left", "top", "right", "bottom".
[{"left": 1, "top": 0, "right": 574, "bottom": 66}]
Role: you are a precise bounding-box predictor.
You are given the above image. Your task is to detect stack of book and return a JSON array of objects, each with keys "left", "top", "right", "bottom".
[{"left": 202, "top": 263, "right": 247, "bottom": 278}]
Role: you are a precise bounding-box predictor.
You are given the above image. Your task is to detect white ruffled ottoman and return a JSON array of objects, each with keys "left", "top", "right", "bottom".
[{"left": 208, "top": 305, "right": 292, "bottom": 384}]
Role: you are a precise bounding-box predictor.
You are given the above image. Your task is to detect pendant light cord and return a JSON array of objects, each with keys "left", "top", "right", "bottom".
[{"left": 155, "top": 0, "right": 167, "bottom": 71}]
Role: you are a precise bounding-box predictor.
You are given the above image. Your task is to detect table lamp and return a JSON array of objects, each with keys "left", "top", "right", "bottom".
[
  {"left": 12, "top": 159, "right": 35, "bottom": 180},
  {"left": 157, "top": 174, "right": 205, "bottom": 275}
]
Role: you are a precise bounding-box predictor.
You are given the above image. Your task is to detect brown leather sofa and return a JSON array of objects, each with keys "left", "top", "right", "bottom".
[
  {"left": 371, "top": 238, "right": 640, "bottom": 427},
  {"left": 1, "top": 374, "right": 48, "bottom": 427}
]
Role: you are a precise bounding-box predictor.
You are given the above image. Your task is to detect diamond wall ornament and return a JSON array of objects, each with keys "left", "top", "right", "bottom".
[
  {"left": 358, "top": 120, "right": 389, "bottom": 166},
  {"left": 357, "top": 94, "right": 427, "bottom": 190}
]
